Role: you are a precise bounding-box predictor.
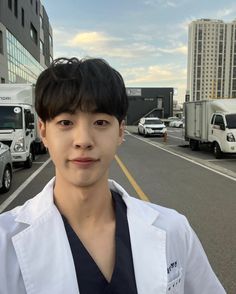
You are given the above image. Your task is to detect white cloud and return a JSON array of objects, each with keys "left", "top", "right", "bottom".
[
  {"left": 215, "top": 6, "right": 236, "bottom": 19},
  {"left": 53, "top": 29, "right": 188, "bottom": 60},
  {"left": 144, "top": 0, "right": 177, "bottom": 8},
  {"left": 53, "top": 28, "right": 188, "bottom": 61},
  {"left": 124, "top": 64, "right": 186, "bottom": 84},
  {"left": 157, "top": 45, "right": 187, "bottom": 55},
  {"left": 67, "top": 32, "right": 121, "bottom": 47},
  {"left": 143, "top": 0, "right": 191, "bottom": 8}
]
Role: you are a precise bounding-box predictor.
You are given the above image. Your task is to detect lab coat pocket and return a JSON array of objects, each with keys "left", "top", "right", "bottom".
[{"left": 167, "top": 268, "right": 183, "bottom": 293}]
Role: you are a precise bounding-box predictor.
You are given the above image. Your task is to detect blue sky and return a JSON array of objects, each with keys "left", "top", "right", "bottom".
[{"left": 42, "top": 0, "right": 236, "bottom": 103}]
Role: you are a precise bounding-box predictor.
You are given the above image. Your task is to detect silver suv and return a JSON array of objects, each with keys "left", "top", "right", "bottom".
[{"left": 0, "top": 142, "right": 13, "bottom": 193}]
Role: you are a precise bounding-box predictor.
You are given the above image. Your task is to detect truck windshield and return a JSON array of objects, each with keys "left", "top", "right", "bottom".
[
  {"left": 0, "top": 106, "right": 23, "bottom": 129},
  {"left": 226, "top": 114, "right": 236, "bottom": 129}
]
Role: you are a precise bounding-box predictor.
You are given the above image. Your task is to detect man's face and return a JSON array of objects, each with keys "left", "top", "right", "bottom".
[{"left": 38, "top": 111, "right": 124, "bottom": 189}]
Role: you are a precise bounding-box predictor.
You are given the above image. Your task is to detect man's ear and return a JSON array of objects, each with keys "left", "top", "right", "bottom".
[
  {"left": 38, "top": 119, "right": 48, "bottom": 147},
  {"left": 118, "top": 120, "right": 125, "bottom": 145}
]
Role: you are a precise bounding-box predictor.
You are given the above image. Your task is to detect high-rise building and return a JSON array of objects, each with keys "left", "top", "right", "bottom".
[
  {"left": 0, "top": 0, "right": 53, "bottom": 84},
  {"left": 187, "top": 19, "right": 236, "bottom": 101}
]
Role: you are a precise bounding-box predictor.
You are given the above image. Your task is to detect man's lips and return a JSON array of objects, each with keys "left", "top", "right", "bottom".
[
  {"left": 71, "top": 157, "right": 99, "bottom": 162},
  {"left": 69, "top": 158, "right": 99, "bottom": 166}
]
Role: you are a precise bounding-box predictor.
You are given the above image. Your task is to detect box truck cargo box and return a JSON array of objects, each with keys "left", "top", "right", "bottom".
[{"left": 184, "top": 99, "right": 236, "bottom": 158}]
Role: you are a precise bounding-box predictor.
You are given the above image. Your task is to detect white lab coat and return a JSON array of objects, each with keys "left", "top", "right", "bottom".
[{"left": 0, "top": 178, "right": 226, "bottom": 294}]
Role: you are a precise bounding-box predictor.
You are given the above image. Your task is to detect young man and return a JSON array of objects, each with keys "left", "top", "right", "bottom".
[{"left": 0, "top": 58, "right": 226, "bottom": 294}]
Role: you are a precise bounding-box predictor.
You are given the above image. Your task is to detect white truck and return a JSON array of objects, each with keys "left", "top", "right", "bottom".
[
  {"left": 0, "top": 84, "right": 46, "bottom": 168},
  {"left": 184, "top": 99, "right": 236, "bottom": 158}
]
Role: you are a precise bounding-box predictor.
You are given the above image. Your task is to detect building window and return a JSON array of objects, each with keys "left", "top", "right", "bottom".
[
  {"left": 0, "top": 30, "right": 3, "bottom": 54},
  {"left": 6, "top": 30, "right": 44, "bottom": 83},
  {"left": 233, "top": 67, "right": 236, "bottom": 79},
  {"left": 31, "top": 0, "right": 33, "bottom": 4},
  {"left": 197, "top": 67, "right": 201, "bottom": 78},
  {"left": 232, "top": 91, "right": 236, "bottom": 98},
  {"left": 30, "top": 23, "right": 38, "bottom": 44},
  {"left": 197, "top": 79, "right": 201, "bottom": 90},
  {"left": 218, "top": 55, "right": 222, "bottom": 66},
  {"left": 40, "top": 15, "right": 43, "bottom": 28},
  {"left": 1, "top": 78, "right": 5, "bottom": 83},
  {"left": 21, "top": 8, "right": 25, "bottom": 27},
  {"left": 8, "top": 0, "right": 12, "bottom": 10},
  {"left": 14, "top": 0, "right": 18, "bottom": 18},
  {"left": 49, "top": 34, "right": 53, "bottom": 47},
  {"left": 233, "top": 80, "right": 236, "bottom": 91},
  {"left": 36, "top": 1, "right": 38, "bottom": 14},
  {"left": 40, "top": 40, "right": 44, "bottom": 54},
  {"left": 197, "top": 54, "right": 201, "bottom": 66}
]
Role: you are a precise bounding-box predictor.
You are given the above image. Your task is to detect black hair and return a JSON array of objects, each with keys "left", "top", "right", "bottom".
[{"left": 35, "top": 57, "right": 128, "bottom": 123}]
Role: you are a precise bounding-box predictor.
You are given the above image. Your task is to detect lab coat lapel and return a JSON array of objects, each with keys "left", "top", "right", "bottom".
[
  {"left": 12, "top": 203, "right": 79, "bottom": 293},
  {"left": 109, "top": 179, "right": 168, "bottom": 294},
  {"left": 125, "top": 198, "right": 167, "bottom": 294}
]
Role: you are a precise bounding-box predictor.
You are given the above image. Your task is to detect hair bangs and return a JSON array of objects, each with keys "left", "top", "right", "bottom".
[{"left": 35, "top": 57, "right": 128, "bottom": 123}]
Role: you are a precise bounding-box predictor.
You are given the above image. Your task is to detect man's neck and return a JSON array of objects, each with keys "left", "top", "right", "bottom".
[{"left": 53, "top": 176, "right": 115, "bottom": 230}]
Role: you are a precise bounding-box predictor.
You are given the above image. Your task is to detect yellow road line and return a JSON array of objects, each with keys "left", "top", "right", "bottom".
[{"left": 115, "top": 155, "right": 150, "bottom": 202}]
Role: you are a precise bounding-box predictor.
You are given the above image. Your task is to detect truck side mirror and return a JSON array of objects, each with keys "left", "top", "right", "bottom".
[
  {"left": 27, "top": 123, "right": 34, "bottom": 130},
  {"left": 29, "top": 113, "right": 35, "bottom": 123},
  {"left": 220, "top": 124, "right": 225, "bottom": 131}
]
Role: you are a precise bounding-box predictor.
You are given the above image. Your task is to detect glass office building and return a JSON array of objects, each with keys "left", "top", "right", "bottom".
[
  {"left": 6, "top": 30, "right": 44, "bottom": 83},
  {"left": 0, "top": 0, "right": 53, "bottom": 84}
]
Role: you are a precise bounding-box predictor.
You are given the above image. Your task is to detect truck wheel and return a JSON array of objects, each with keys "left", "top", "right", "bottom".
[
  {"left": 24, "top": 150, "right": 33, "bottom": 168},
  {"left": 190, "top": 139, "right": 199, "bottom": 151},
  {"left": 213, "top": 142, "right": 222, "bottom": 159},
  {"left": 0, "top": 165, "right": 12, "bottom": 193}
]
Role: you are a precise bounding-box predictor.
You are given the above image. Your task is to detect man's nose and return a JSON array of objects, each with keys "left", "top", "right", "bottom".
[{"left": 72, "top": 125, "right": 94, "bottom": 149}]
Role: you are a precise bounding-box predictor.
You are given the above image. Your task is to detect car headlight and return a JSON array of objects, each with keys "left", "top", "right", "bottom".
[
  {"left": 14, "top": 137, "right": 25, "bottom": 152},
  {"left": 145, "top": 128, "right": 152, "bottom": 133},
  {"left": 227, "top": 133, "right": 235, "bottom": 142}
]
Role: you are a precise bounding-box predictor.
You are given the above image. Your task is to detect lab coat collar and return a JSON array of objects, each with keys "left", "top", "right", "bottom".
[
  {"left": 109, "top": 179, "right": 168, "bottom": 293},
  {"left": 14, "top": 177, "right": 55, "bottom": 225},
  {"left": 12, "top": 178, "right": 167, "bottom": 294},
  {"left": 15, "top": 178, "right": 160, "bottom": 226}
]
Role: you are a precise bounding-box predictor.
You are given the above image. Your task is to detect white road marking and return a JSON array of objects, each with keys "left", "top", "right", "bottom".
[
  {"left": 0, "top": 158, "right": 52, "bottom": 213},
  {"left": 207, "top": 158, "right": 236, "bottom": 162},
  {"left": 128, "top": 132, "right": 236, "bottom": 182},
  {"left": 167, "top": 134, "right": 185, "bottom": 140}
]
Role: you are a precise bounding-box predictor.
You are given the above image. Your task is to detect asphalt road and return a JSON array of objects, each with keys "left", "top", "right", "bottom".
[{"left": 0, "top": 127, "right": 235, "bottom": 293}]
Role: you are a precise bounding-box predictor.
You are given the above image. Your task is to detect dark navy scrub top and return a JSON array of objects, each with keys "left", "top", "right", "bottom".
[{"left": 62, "top": 190, "right": 138, "bottom": 294}]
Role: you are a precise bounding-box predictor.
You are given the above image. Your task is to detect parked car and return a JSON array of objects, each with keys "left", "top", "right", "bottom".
[
  {"left": 167, "top": 116, "right": 179, "bottom": 121},
  {"left": 138, "top": 117, "right": 167, "bottom": 137},
  {"left": 0, "top": 142, "right": 13, "bottom": 193},
  {"left": 169, "top": 118, "right": 184, "bottom": 128}
]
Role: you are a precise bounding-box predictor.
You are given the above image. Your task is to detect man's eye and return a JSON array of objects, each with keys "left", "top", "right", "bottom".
[
  {"left": 95, "top": 120, "right": 109, "bottom": 126},
  {"left": 58, "top": 120, "right": 72, "bottom": 126}
]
